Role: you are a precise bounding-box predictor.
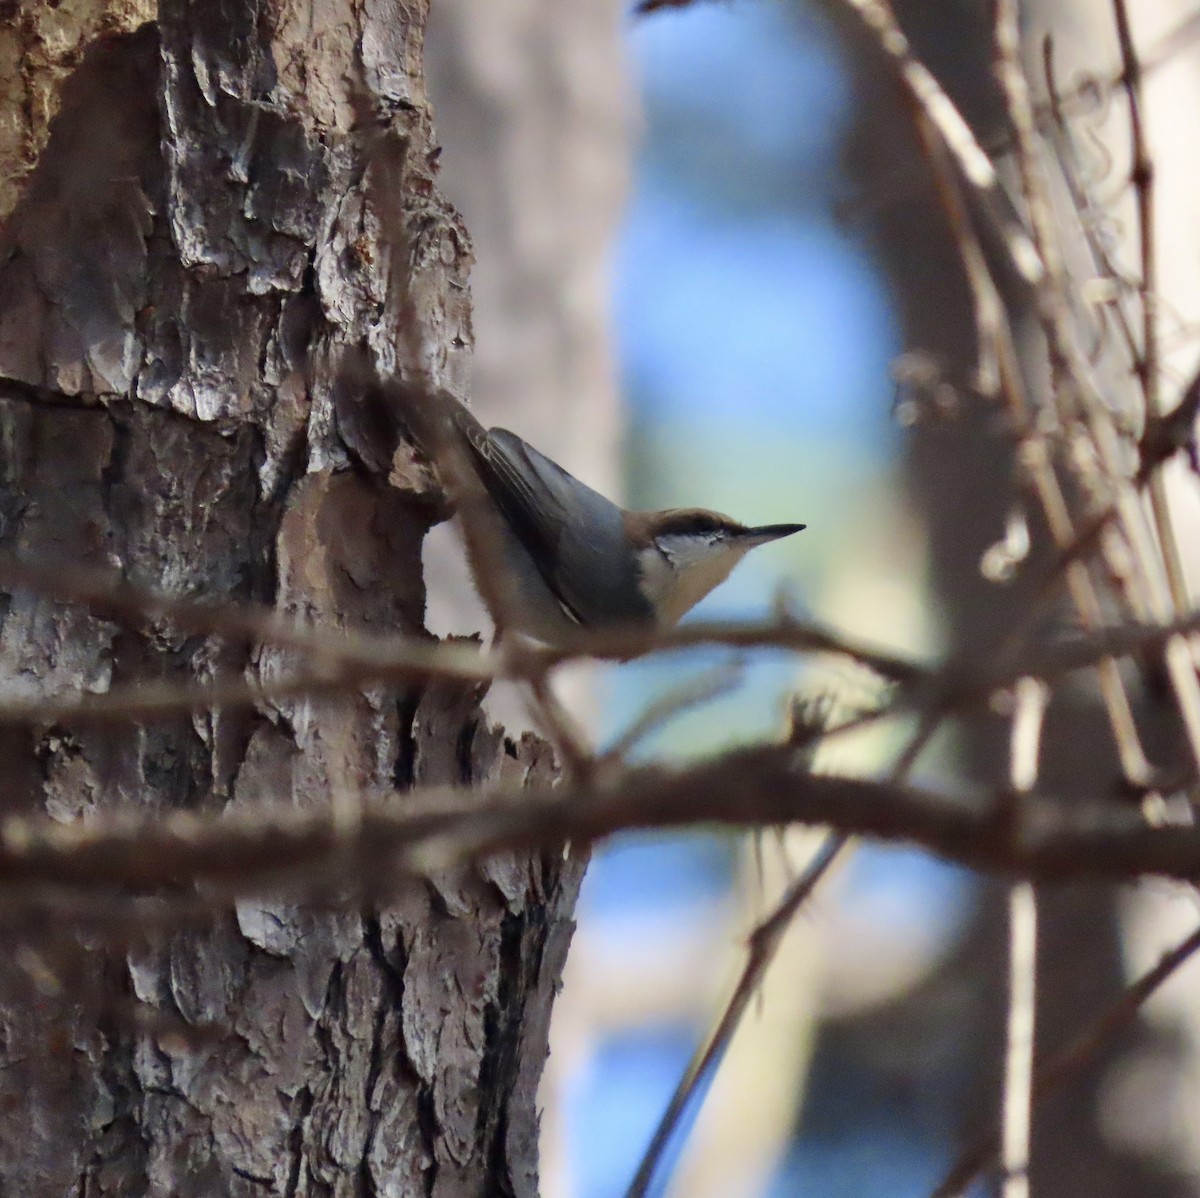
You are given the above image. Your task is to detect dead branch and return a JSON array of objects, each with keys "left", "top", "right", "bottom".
[{"left": 0, "top": 745, "right": 1197, "bottom": 905}]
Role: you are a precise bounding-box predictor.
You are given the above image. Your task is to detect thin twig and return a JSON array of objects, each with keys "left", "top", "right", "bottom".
[
  {"left": 833, "top": 10, "right": 1200, "bottom": 227},
  {"left": 1107, "top": 0, "right": 1200, "bottom": 783},
  {"left": 524, "top": 671, "right": 594, "bottom": 781},
  {"left": 1041, "top": 35, "right": 1139, "bottom": 367},
  {"left": 1002, "top": 0, "right": 1200, "bottom": 802},
  {"left": 624, "top": 832, "right": 846, "bottom": 1198},
  {"left": 0, "top": 551, "right": 924, "bottom": 687},
  {"left": 0, "top": 554, "right": 492, "bottom": 682},
  {"left": 904, "top": 33, "right": 1151, "bottom": 785},
  {"left": 836, "top": 0, "right": 1043, "bottom": 287},
  {"left": 622, "top": 702, "right": 953, "bottom": 1198},
  {"left": 1002, "top": 881, "right": 1038, "bottom": 1198},
  {"left": 528, "top": 616, "right": 923, "bottom": 683},
  {"left": 985, "top": 364, "right": 1200, "bottom": 699},
  {"left": 0, "top": 670, "right": 359, "bottom": 726},
  {"left": 986, "top": 0, "right": 1154, "bottom": 787}
]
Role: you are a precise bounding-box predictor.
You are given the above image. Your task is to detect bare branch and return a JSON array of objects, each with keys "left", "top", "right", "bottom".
[
  {"left": 1104, "top": 0, "right": 1200, "bottom": 780},
  {"left": 0, "top": 740, "right": 1198, "bottom": 910},
  {"left": 0, "top": 552, "right": 925, "bottom": 693},
  {"left": 835, "top": 0, "right": 1043, "bottom": 286},
  {"left": 880, "top": 0, "right": 1154, "bottom": 785},
  {"left": 0, "top": 553, "right": 493, "bottom": 683}
]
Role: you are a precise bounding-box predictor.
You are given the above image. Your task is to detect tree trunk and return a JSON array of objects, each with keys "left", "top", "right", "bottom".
[{"left": 0, "top": 3, "right": 585, "bottom": 1195}]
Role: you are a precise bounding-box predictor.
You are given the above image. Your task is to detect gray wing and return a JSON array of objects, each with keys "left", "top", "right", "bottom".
[{"left": 464, "top": 426, "right": 654, "bottom": 628}]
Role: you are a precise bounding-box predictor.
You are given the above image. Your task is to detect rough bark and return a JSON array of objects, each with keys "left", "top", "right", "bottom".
[{"left": 0, "top": 3, "right": 584, "bottom": 1195}]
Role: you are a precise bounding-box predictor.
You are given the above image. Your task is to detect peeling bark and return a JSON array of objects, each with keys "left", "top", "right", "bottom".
[{"left": 0, "top": 3, "right": 584, "bottom": 1195}]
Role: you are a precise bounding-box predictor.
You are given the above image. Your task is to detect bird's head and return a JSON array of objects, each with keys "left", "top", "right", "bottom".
[{"left": 627, "top": 508, "right": 805, "bottom": 626}]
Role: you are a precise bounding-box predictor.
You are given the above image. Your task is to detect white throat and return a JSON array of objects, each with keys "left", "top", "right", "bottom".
[{"left": 637, "top": 535, "right": 749, "bottom": 626}]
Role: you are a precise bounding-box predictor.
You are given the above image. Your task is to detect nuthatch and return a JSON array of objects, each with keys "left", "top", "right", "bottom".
[{"left": 415, "top": 391, "right": 805, "bottom": 645}]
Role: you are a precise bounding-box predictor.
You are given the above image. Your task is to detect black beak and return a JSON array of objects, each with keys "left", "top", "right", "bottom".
[{"left": 744, "top": 523, "right": 806, "bottom": 544}]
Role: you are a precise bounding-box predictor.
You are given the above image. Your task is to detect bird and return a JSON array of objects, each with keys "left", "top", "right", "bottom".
[{"left": 398, "top": 387, "right": 805, "bottom": 647}]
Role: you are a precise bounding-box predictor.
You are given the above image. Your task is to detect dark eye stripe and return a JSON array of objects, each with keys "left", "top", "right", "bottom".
[{"left": 656, "top": 514, "right": 739, "bottom": 538}]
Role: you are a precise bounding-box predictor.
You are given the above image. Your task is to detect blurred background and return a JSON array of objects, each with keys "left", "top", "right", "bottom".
[
  {"left": 557, "top": 6, "right": 973, "bottom": 1198},
  {"left": 553, "top": 6, "right": 985, "bottom": 1195},
  {"left": 426, "top": 2, "right": 1200, "bottom": 1196}
]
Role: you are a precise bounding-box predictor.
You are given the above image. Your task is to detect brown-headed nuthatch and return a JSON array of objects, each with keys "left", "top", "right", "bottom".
[{"left": 418, "top": 392, "right": 805, "bottom": 645}]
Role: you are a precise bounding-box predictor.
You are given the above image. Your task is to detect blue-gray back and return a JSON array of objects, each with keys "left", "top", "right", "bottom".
[{"left": 468, "top": 427, "right": 654, "bottom": 628}]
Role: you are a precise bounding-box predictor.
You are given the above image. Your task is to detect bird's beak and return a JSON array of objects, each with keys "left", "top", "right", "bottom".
[{"left": 743, "top": 523, "right": 806, "bottom": 545}]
